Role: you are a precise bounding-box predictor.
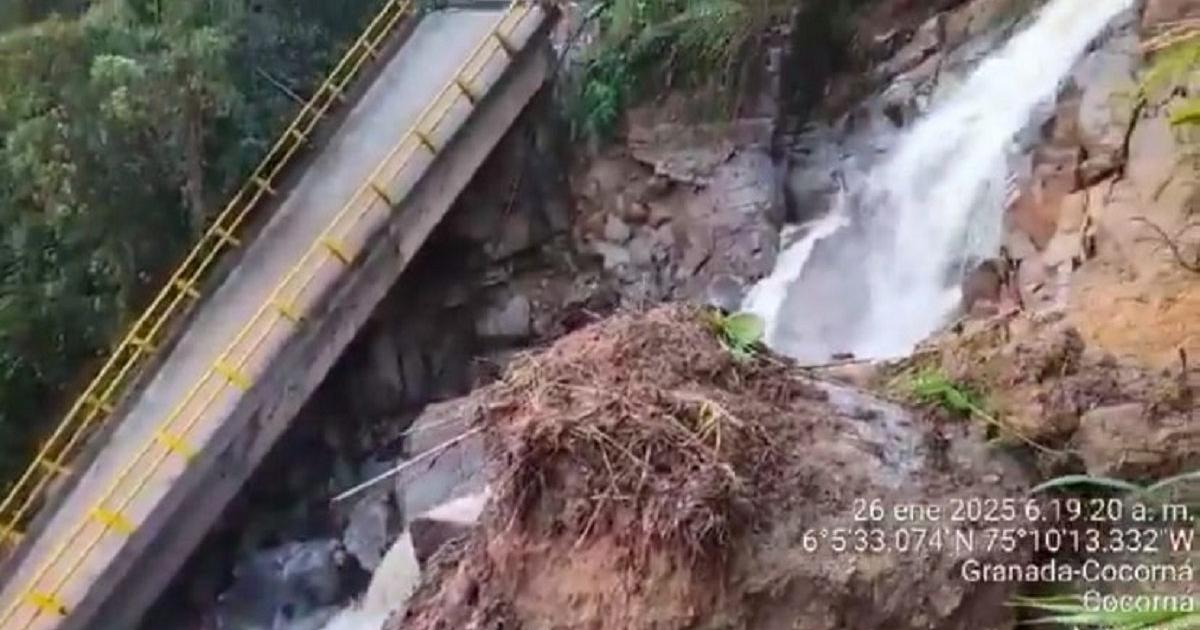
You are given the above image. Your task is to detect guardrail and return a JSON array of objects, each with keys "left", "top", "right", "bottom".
[
  {"left": 0, "top": 1, "right": 538, "bottom": 626},
  {"left": 0, "top": 0, "right": 415, "bottom": 557}
]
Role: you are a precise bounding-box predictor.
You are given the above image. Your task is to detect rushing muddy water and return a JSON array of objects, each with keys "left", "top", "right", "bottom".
[{"left": 747, "top": 0, "right": 1136, "bottom": 362}]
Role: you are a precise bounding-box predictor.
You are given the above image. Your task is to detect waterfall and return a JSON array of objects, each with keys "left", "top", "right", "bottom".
[
  {"left": 320, "top": 533, "right": 421, "bottom": 630},
  {"left": 745, "top": 0, "right": 1135, "bottom": 362}
]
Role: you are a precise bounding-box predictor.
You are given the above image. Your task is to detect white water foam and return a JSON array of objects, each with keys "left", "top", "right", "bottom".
[
  {"left": 320, "top": 533, "right": 420, "bottom": 630},
  {"left": 746, "top": 0, "right": 1134, "bottom": 361}
]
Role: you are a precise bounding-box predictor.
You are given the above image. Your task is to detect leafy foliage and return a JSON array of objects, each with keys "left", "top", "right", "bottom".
[
  {"left": 0, "top": 0, "right": 87, "bottom": 31},
  {"left": 0, "top": 0, "right": 381, "bottom": 483},
  {"left": 904, "top": 368, "right": 989, "bottom": 418},
  {"left": 702, "top": 309, "right": 764, "bottom": 360},
  {"left": 566, "top": 0, "right": 791, "bottom": 140},
  {"left": 1031, "top": 470, "right": 1200, "bottom": 518},
  {"left": 1140, "top": 28, "right": 1200, "bottom": 131},
  {"left": 897, "top": 367, "right": 1059, "bottom": 454},
  {"left": 1012, "top": 594, "right": 1200, "bottom": 629},
  {"left": 1137, "top": 27, "right": 1200, "bottom": 271},
  {"left": 1016, "top": 470, "right": 1200, "bottom": 629}
]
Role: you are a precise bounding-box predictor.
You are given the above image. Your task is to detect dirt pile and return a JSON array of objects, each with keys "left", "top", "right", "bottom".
[{"left": 388, "top": 306, "right": 1038, "bottom": 630}]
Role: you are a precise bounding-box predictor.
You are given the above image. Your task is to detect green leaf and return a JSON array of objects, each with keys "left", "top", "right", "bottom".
[
  {"left": 1012, "top": 594, "right": 1200, "bottom": 629},
  {"left": 1029, "top": 474, "right": 1145, "bottom": 495},
  {"left": 721, "top": 312, "right": 763, "bottom": 348},
  {"left": 1169, "top": 98, "right": 1200, "bottom": 127},
  {"left": 1147, "top": 470, "right": 1200, "bottom": 493}
]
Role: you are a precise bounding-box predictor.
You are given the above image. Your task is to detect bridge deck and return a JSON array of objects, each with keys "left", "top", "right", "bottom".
[{"left": 0, "top": 5, "right": 548, "bottom": 628}]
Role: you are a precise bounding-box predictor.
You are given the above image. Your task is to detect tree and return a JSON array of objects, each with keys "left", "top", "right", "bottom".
[{"left": 0, "top": 0, "right": 379, "bottom": 482}]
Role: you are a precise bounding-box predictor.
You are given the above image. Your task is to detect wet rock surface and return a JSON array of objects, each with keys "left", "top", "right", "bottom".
[
  {"left": 571, "top": 120, "right": 785, "bottom": 307},
  {"left": 342, "top": 495, "right": 400, "bottom": 573},
  {"left": 215, "top": 539, "right": 355, "bottom": 630}
]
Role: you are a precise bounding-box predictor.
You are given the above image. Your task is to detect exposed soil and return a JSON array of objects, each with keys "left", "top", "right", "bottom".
[
  {"left": 890, "top": 309, "right": 1200, "bottom": 481},
  {"left": 389, "top": 306, "right": 1037, "bottom": 630}
]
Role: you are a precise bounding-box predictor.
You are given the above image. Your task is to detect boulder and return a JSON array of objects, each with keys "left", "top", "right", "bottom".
[
  {"left": 882, "top": 78, "right": 919, "bottom": 127},
  {"left": 320, "top": 533, "right": 422, "bottom": 630},
  {"left": 399, "top": 341, "right": 427, "bottom": 406},
  {"left": 704, "top": 274, "right": 746, "bottom": 312},
  {"left": 603, "top": 214, "right": 632, "bottom": 244},
  {"left": 474, "top": 291, "right": 532, "bottom": 342},
  {"left": 943, "top": 0, "right": 1024, "bottom": 49},
  {"left": 879, "top": 13, "right": 945, "bottom": 78},
  {"left": 408, "top": 492, "right": 488, "bottom": 566},
  {"left": 350, "top": 327, "right": 406, "bottom": 417},
  {"left": 1075, "top": 403, "right": 1200, "bottom": 478},
  {"left": 484, "top": 210, "right": 537, "bottom": 261},
  {"left": 342, "top": 495, "right": 399, "bottom": 572},
  {"left": 590, "top": 240, "right": 633, "bottom": 271},
  {"left": 627, "top": 232, "right": 657, "bottom": 267},
  {"left": 960, "top": 259, "right": 1004, "bottom": 314},
  {"left": 399, "top": 396, "right": 487, "bottom": 526}
]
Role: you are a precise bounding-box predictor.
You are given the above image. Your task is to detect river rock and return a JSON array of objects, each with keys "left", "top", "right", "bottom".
[
  {"left": 882, "top": 78, "right": 919, "bottom": 127},
  {"left": 590, "top": 240, "right": 633, "bottom": 270},
  {"left": 474, "top": 291, "right": 532, "bottom": 342},
  {"left": 342, "top": 495, "right": 399, "bottom": 572},
  {"left": 216, "top": 539, "right": 351, "bottom": 630},
  {"left": 603, "top": 214, "right": 632, "bottom": 243}
]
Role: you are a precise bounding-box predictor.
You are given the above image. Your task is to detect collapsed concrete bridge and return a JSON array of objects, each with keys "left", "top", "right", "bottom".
[{"left": 0, "top": 2, "right": 555, "bottom": 627}]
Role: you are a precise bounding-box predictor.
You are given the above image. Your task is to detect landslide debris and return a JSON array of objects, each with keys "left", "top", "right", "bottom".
[{"left": 388, "top": 305, "right": 1037, "bottom": 630}]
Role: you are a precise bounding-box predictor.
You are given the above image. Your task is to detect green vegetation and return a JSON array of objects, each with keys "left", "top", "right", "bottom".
[
  {"left": 0, "top": 0, "right": 384, "bottom": 484},
  {"left": 0, "top": 0, "right": 87, "bottom": 30},
  {"left": 566, "top": 0, "right": 793, "bottom": 140},
  {"left": 1135, "top": 26, "right": 1200, "bottom": 273},
  {"left": 703, "top": 309, "right": 764, "bottom": 360},
  {"left": 1012, "top": 594, "right": 1199, "bottom": 629},
  {"left": 1014, "top": 471, "right": 1200, "bottom": 629},
  {"left": 1140, "top": 28, "right": 1200, "bottom": 132},
  {"left": 1031, "top": 470, "right": 1200, "bottom": 499},
  {"left": 897, "top": 366, "right": 1059, "bottom": 454},
  {"left": 905, "top": 367, "right": 990, "bottom": 419}
]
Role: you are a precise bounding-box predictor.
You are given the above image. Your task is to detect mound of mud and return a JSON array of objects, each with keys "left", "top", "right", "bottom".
[{"left": 390, "top": 306, "right": 1035, "bottom": 630}]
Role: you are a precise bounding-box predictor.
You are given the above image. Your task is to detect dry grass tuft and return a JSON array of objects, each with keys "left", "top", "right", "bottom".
[{"left": 476, "top": 305, "right": 817, "bottom": 564}]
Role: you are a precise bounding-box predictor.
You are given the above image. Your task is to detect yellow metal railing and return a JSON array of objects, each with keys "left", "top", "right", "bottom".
[
  {"left": 0, "top": 0, "right": 414, "bottom": 556},
  {"left": 0, "top": 1, "right": 539, "bottom": 626}
]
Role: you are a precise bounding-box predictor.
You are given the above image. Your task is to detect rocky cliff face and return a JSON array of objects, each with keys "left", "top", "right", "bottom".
[{"left": 1002, "top": 3, "right": 1200, "bottom": 370}]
